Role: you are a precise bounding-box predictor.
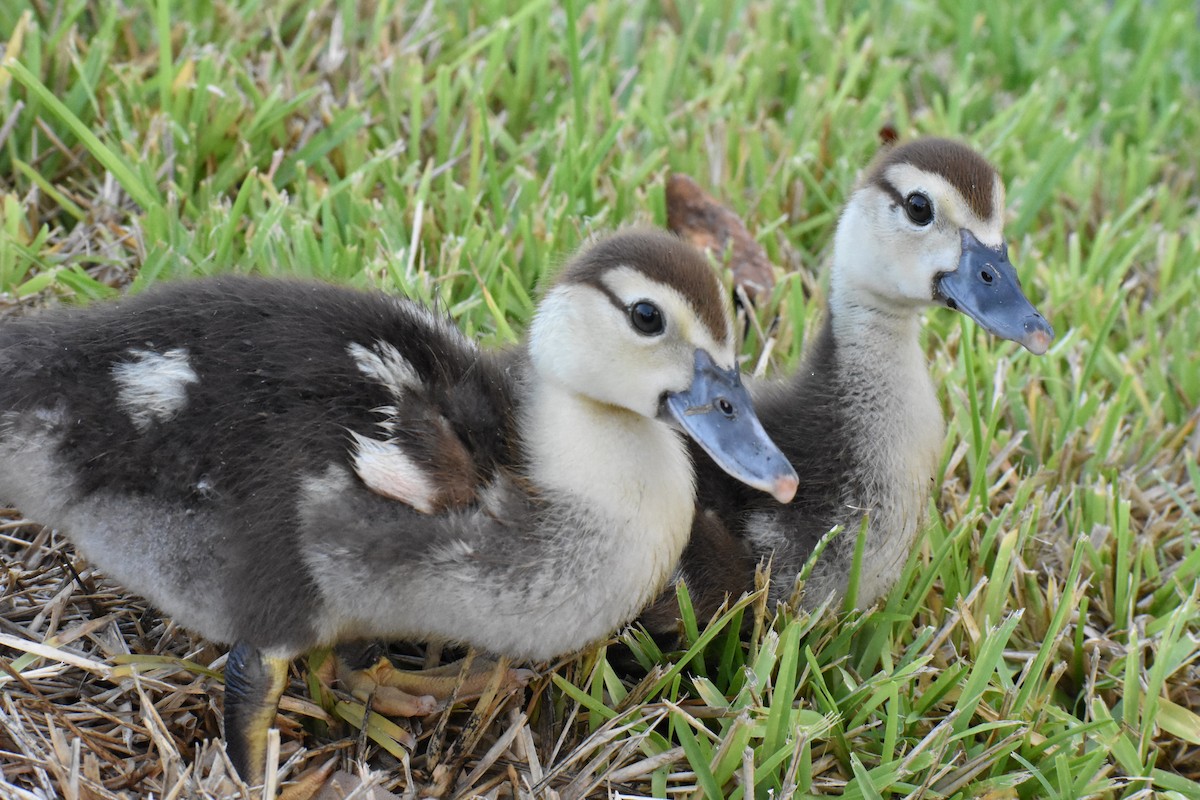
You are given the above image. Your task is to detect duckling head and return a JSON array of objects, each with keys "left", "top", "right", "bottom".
[
  {"left": 529, "top": 229, "right": 798, "bottom": 503},
  {"left": 832, "top": 138, "right": 1054, "bottom": 355}
]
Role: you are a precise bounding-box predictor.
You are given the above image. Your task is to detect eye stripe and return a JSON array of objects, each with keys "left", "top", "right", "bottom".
[
  {"left": 556, "top": 232, "right": 730, "bottom": 343},
  {"left": 877, "top": 178, "right": 905, "bottom": 208},
  {"left": 591, "top": 285, "right": 667, "bottom": 336},
  {"left": 867, "top": 138, "right": 999, "bottom": 220},
  {"left": 594, "top": 284, "right": 628, "bottom": 316}
]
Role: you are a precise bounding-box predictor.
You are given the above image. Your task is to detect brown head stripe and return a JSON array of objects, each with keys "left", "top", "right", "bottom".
[
  {"left": 557, "top": 229, "right": 730, "bottom": 344},
  {"left": 866, "top": 137, "right": 998, "bottom": 221}
]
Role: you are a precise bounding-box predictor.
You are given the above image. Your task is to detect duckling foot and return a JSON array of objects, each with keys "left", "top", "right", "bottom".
[
  {"left": 223, "top": 642, "right": 291, "bottom": 785},
  {"left": 336, "top": 645, "right": 534, "bottom": 717}
]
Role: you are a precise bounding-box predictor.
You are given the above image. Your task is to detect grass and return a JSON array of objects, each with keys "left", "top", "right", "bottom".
[{"left": 1, "top": 0, "right": 1199, "bottom": 797}]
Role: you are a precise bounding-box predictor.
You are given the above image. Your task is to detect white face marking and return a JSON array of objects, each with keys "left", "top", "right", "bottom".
[
  {"left": 348, "top": 341, "right": 422, "bottom": 398},
  {"left": 111, "top": 348, "right": 198, "bottom": 431},
  {"left": 348, "top": 431, "right": 438, "bottom": 513},
  {"left": 528, "top": 265, "right": 734, "bottom": 419},
  {"left": 600, "top": 265, "right": 733, "bottom": 367},
  {"left": 884, "top": 163, "right": 1005, "bottom": 246},
  {"left": 831, "top": 165, "right": 1005, "bottom": 314}
]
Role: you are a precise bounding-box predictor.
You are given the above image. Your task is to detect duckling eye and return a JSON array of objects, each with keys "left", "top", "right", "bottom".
[
  {"left": 628, "top": 301, "right": 664, "bottom": 336},
  {"left": 904, "top": 192, "right": 933, "bottom": 226}
]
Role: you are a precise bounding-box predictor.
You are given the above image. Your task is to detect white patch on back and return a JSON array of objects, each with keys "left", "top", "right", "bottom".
[
  {"left": 111, "top": 348, "right": 198, "bottom": 431},
  {"left": 368, "top": 404, "right": 400, "bottom": 436},
  {"left": 348, "top": 341, "right": 422, "bottom": 398},
  {"left": 349, "top": 430, "right": 437, "bottom": 513},
  {"left": 298, "top": 463, "right": 355, "bottom": 509}
]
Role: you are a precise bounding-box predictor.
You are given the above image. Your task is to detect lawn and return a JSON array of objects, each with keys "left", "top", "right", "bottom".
[{"left": 1, "top": 0, "right": 1198, "bottom": 797}]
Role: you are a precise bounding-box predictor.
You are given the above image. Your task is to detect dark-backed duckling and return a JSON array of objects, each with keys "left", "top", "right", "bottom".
[{"left": 0, "top": 229, "right": 797, "bottom": 782}]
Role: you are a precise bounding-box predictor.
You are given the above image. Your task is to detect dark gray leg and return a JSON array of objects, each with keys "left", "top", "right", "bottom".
[{"left": 224, "top": 642, "right": 290, "bottom": 784}]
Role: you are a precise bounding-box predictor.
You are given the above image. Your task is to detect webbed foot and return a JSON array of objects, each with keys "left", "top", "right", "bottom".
[{"left": 335, "top": 642, "right": 533, "bottom": 716}]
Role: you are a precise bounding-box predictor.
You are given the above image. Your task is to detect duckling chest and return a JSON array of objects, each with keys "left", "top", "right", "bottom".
[
  {"left": 316, "top": 412, "right": 697, "bottom": 661},
  {"left": 356, "top": 486, "right": 695, "bottom": 662},
  {"left": 839, "top": 352, "right": 943, "bottom": 596},
  {"left": 499, "top": 418, "right": 696, "bottom": 651},
  {"left": 524, "top": 394, "right": 698, "bottom": 590}
]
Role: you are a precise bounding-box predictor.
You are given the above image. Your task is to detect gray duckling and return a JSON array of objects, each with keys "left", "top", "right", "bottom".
[{"left": 640, "top": 138, "right": 1054, "bottom": 634}]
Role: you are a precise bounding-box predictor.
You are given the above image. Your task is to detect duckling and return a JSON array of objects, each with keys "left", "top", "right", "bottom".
[
  {"left": 0, "top": 229, "right": 799, "bottom": 783},
  {"left": 639, "top": 138, "right": 1054, "bottom": 633}
]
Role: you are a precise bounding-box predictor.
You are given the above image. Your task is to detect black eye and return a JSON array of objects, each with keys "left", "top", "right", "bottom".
[
  {"left": 628, "top": 301, "right": 664, "bottom": 335},
  {"left": 905, "top": 192, "right": 933, "bottom": 226}
]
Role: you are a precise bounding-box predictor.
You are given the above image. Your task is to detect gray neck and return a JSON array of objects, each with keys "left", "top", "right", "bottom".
[
  {"left": 767, "top": 293, "right": 945, "bottom": 609},
  {"left": 828, "top": 290, "right": 927, "bottom": 366},
  {"left": 834, "top": 296, "right": 944, "bottom": 604}
]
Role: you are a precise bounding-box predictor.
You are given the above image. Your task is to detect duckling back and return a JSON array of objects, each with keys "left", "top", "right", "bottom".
[{"left": 0, "top": 277, "right": 516, "bottom": 651}]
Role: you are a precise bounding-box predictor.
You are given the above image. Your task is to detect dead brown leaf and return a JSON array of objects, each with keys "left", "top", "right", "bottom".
[{"left": 665, "top": 174, "right": 776, "bottom": 303}]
